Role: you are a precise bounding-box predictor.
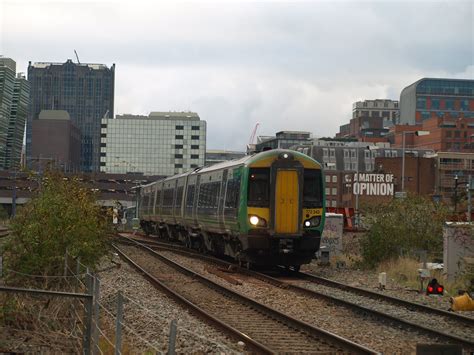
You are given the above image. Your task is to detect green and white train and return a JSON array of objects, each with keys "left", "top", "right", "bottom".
[{"left": 138, "top": 149, "right": 325, "bottom": 269}]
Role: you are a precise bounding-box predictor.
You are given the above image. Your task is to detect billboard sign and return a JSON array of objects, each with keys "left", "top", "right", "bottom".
[{"left": 353, "top": 173, "right": 394, "bottom": 196}]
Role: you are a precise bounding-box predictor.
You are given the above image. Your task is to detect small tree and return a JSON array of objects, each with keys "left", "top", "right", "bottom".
[
  {"left": 4, "top": 172, "right": 112, "bottom": 282},
  {"left": 360, "top": 195, "right": 450, "bottom": 268}
]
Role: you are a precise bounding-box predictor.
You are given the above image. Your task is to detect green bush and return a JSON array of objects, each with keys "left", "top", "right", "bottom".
[
  {"left": 4, "top": 172, "right": 112, "bottom": 281},
  {"left": 360, "top": 195, "right": 450, "bottom": 268}
]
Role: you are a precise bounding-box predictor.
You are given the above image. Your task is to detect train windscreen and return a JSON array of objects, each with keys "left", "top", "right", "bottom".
[
  {"left": 248, "top": 168, "right": 270, "bottom": 207},
  {"left": 303, "top": 169, "right": 323, "bottom": 208}
]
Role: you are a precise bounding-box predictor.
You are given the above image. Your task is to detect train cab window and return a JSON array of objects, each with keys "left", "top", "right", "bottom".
[
  {"left": 248, "top": 168, "right": 270, "bottom": 207},
  {"left": 303, "top": 169, "right": 323, "bottom": 208}
]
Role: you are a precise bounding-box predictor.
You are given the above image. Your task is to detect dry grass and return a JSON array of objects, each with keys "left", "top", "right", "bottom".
[{"left": 375, "top": 257, "right": 471, "bottom": 295}]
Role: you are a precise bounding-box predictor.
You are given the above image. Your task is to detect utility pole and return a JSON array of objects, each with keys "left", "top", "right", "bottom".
[{"left": 468, "top": 175, "right": 472, "bottom": 222}]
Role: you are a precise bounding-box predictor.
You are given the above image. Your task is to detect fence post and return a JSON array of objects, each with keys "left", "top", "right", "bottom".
[
  {"left": 115, "top": 291, "right": 124, "bottom": 355},
  {"left": 75, "top": 257, "right": 81, "bottom": 293},
  {"left": 167, "top": 319, "right": 177, "bottom": 355},
  {"left": 92, "top": 275, "right": 100, "bottom": 355},
  {"left": 64, "top": 249, "right": 68, "bottom": 277},
  {"left": 83, "top": 271, "right": 93, "bottom": 355}
]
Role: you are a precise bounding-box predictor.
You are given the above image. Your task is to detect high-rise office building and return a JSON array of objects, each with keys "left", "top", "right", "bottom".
[
  {"left": 27, "top": 59, "right": 115, "bottom": 171},
  {"left": 6, "top": 73, "right": 30, "bottom": 170},
  {"left": 100, "top": 112, "right": 206, "bottom": 176},
  {"left": 399, "top": 78, "right": 474, "bottom": 125},
  {"left": 0, "top": 57, "right": 30, "bottom": 170}
]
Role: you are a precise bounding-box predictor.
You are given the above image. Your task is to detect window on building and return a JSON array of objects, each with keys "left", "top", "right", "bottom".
[
  {"left": 175, "top": 125, "right": 184, "bottom": 130},
  {"left": 325, "top": 175, "right": 330, "bottom": 183},
  {"left": 175, "top": 154, "right": 183, "bottom": 158},
  {"left": 446, "top": 130, "right": 452, "bottom": 138},
  {"left": 343, "top": 149, "right": 349, "bottom": 158},
  {"left": 329, "top": 149, "right": 335, "bottom": 157},
  {"left": 417, "top": 98, "right": 427, "bottom": 109},
  {"left": 363, "top": 102, "right": 368, "bottom": 107},
  {"left": 325, "top": 188, "right": 331, "bottom": 195},
  {"left": 175, "top": 164, "right": 183, "bottom": 168},
  {"left": 391, "top": 150, "right": 398, "bottom": 157},
  {"left": 455, "top": 130, "right": 461, "bottom": 138},
  {"left": 175, "top": 135, "right": 184, "bottom": 139},
  {"left": 323, "top": 148, "right": 328, "bottom": 157},
  {"left": 191, "top": 135, "right": 200, "bottom": 140},
  {"left": 332, "top": 188, "right": 337, "bottom": 195},
  {"left": 191, "top": 164, "right": 198, "bottom": 168},
  {"left": 344, "top": 162, "right": 351, "bottom": 170},
  {"left": 332, "top": 175, "right": 337, "bottom": 183},
  {"left": 331, "top": 200, "right": 337, "bottom": 207},
  {"left": 191, "top": 145, "right": 199, "bottom": 149},
  {"left": 191, "top": 154, "right": 199, "bottom": 159},
  {"left": 191, "top": 126, "right": 200, "bottom": 130},
  {"left": 372, "top": 111, "right": 380, "bottom": 117},
  {"left": 175, "top": 144, "right": 183, "bottom": 149}
]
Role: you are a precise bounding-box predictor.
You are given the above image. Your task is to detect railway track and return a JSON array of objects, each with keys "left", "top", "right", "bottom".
[
  {"left": 116, "top": 234, "right": 474, "bottom": 352},
  {"left": 112, "top": 241, "right": 377, "bottom": 354}
]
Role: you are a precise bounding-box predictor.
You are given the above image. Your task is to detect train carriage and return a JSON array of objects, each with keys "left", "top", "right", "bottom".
[{"left": 139, "top": 149, "right": 325, "bottom": 269}]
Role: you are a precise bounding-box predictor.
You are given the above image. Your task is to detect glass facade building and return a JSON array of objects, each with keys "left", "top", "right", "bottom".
[
  {"left": 0, "top": 57, "right": 30, "bottom": 170},
  {"left": 400, "top": 78, "right": 474, "bottom": 125},
  {"left": 27, "top": 60, "right": 115, "bottom": 172},
  {"left": 100, "top": 112, "right": 206, "bottom": 176}
]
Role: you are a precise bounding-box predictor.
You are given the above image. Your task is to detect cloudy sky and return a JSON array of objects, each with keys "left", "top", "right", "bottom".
[{"left": 1, "top": 0, "right": 473, "bottom": 150}]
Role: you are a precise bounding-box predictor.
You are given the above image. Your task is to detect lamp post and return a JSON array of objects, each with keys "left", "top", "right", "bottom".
[
  {"left": 454, "top": 174, "right": 459, "bottom": 213},
  {"left": 401, "top": 130, "right": 430, "bottom": 193}
]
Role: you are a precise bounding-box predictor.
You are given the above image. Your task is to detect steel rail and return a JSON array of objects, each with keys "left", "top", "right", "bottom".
[
  {"left": 112, "top": 243, "right": 271, "bottom": 354},
  {"left": 113, "top": 241, "right": 378, "bottom": 354},
  {"left": 295, "top": 270, "right": 474, "bottom": 326},
  {"left": 116, "top": 234, "right": 474, "bottom": 349}
]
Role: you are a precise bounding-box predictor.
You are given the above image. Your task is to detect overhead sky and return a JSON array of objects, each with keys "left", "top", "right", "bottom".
[{"left": 1, "top": 0, "right": 473, "bottom": 151}]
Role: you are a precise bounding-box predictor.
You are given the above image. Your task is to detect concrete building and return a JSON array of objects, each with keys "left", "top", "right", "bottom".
[
  {"left": 205, "top": 150, "right": 246, "bottom": 166},
  {"left": 254, "top": 131, "right": 312, "bottom": 152},
  {"left": 0, "top": 57, "right": 30, "bottom": 170},
  {"left": 27, "top": 59, "right": 115, "bottom": 172},
  {"left": 100, "top": 112, "right": 206, "bottom": 176},
  {"left": 337, "top": 99, "right": 398, "bottom": 141},
  {"left": 399, "top": 78, "right": 474, "bottom": 125},
  {"left": 31, "top": 110, "right": 81, "bottom": 171}
]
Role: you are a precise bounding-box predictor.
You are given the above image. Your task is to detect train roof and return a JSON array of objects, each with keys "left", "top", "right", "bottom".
[{"left": 140, "top": 149, "right": 321, "bottom": 189}]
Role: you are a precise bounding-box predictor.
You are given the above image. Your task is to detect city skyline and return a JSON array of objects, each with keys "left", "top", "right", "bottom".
[{"left": 1, "top": 0, "right": 472, "bottom": 150}]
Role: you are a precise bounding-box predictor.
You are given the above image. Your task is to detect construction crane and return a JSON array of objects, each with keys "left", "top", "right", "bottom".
[
  {"left": 74, "top": 50, "right": 81, "bottom": 64},
  {"left": 248, "top": 122, "right": 260, "bottom": 145}
]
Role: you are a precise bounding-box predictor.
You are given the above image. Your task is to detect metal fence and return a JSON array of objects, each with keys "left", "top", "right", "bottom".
[{"left": 0, "top": 257, "right": 234, "bottom": 354}]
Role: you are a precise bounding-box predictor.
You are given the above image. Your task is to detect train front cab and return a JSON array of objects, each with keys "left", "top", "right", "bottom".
[{"left": 240, "top": 150, "right": 324, "bottom": 268}]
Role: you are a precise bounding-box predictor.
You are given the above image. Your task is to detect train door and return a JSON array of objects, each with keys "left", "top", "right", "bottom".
[
  {"left": 274, "top": 169, "right": 299, "bottom": 234},
  {"left": 217, "top": 170, "right": 228, "bottom": 231}
]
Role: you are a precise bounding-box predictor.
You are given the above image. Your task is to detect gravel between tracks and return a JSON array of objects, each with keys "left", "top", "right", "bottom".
[
  {"left": 97, "top": 253, "right": 243, "bottom": 354},
  {"left": 157, "top": 250, "right": 466, "bottom": 354}
]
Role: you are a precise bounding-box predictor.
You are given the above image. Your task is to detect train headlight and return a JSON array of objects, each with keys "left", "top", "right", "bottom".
[
  {"left": 249, "top": 216, "right": 260, "bottom": 225},
  {"left": 304, "top": 216, "right": 321, "bottom": 228},
  {"left": 248, "top": 215, "right": 267, "bottom": 227}
]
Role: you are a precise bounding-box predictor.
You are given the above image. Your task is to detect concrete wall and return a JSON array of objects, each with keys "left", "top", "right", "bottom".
[{"left": 443, "top": 223, "right": 474, "bottom": 281}]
